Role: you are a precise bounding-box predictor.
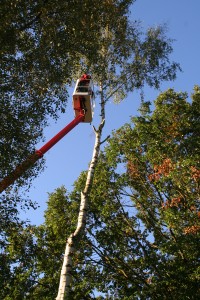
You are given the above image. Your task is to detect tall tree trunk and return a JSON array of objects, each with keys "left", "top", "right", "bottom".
[{"left": 56, "top": 86, "right": 105, "bottom": 300}]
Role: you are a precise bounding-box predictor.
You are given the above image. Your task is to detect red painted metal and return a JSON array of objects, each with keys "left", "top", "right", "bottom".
[
  {"left": 0, "top": 110, "right": 85, "bottom": 193},
  {"left": 36, "top": 112, "right": 85, "bottom": 157}
]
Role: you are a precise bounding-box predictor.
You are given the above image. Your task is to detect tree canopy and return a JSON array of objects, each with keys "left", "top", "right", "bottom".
[
  {"left": 2, "top": 87, "right": 199, "bottom": 299},
  {"left": 0, "top": 0, "right": 133, "bottom": 182}
]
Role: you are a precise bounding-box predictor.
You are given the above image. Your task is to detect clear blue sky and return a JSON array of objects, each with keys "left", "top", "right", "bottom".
[{"left": 23, "top": 0, "right": 200, "bottom": 225}]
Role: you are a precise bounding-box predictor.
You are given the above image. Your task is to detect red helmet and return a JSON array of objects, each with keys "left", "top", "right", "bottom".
[{"left": 81, "top": 74, "right": 91, "bottom": 80}]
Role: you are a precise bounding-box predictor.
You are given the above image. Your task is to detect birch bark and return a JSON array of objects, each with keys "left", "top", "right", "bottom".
[{"left": 56, "top": 86, "right": 105, "bottom": 300}]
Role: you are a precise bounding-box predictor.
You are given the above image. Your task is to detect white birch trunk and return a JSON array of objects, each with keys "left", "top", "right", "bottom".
[
  {"left": 56, "top": 191, "right": 87, "bottom": 300},
  {"left": 56, "top": 87, "right": 105, "bottom": 300}
]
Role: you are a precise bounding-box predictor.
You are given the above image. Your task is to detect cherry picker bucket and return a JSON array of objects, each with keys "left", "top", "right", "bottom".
[{"left": 72, "top": 74, "right": 95, "bottom": 123}]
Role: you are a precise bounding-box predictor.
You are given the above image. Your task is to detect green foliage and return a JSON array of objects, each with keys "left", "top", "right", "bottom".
[{"left": 88, "top": 23, "right": 180, "bottom": 104}]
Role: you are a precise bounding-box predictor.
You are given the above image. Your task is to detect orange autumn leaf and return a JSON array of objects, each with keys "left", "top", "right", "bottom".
[
  {"left": 190, "top": 166, "right": 200, "bottom": 182},
  {"left": 183, "top": 225, "right": 200, "bottom": 235},
  {"left": 149, "top": 158, "right": 173, "bottom": 182}
]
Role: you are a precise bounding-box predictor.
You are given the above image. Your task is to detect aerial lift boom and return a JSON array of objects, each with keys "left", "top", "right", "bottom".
[{"left": 0, "top": 74, "right": 94, "bottom": 193}]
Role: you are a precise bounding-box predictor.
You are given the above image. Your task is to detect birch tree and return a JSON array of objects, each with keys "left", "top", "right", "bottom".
[
  {"left": 56, "top": 20, "right": 180, "bottom": 298},
  {"left": 56, "top": 82, "right": 106, "bottom": 299}
]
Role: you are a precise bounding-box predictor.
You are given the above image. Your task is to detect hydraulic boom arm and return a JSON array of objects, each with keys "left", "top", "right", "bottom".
[
  {"left": 0, "top": 111, "right": 85, "bottom": 193},
  {"left": 0, "top": 73, "right": 94, "bottom": 193}
]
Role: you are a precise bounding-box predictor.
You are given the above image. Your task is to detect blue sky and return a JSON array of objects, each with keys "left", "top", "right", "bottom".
[{"left": 23, "top": 0, "right": 200, "bottom": 225}]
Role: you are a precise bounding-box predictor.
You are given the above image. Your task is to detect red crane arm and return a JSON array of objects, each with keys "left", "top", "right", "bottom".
[
  {"left": 0, "top": 111, "right": 85, "bottom": 193},
  {"left": 36, "top": 112, "right": 84, "bottom": 157}
]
